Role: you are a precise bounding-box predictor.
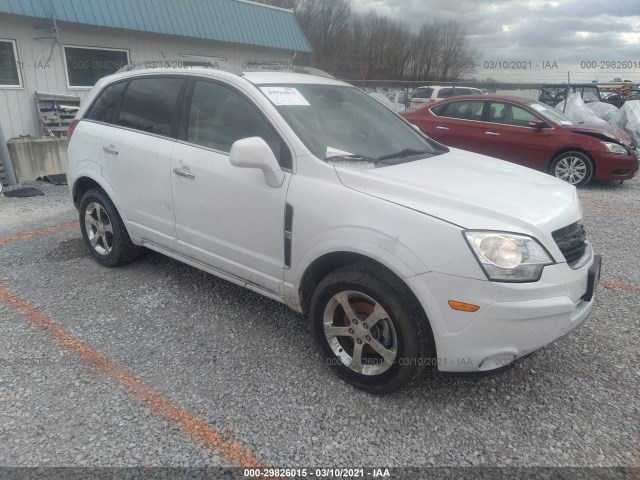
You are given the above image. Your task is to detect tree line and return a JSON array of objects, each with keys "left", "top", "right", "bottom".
[{"left": 255, "top": 0, "right": 476, "bottom": 81}]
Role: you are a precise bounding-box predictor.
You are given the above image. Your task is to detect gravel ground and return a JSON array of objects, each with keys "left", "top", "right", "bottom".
[{"left": 0, "top": 178, "right": 638, "bottom": 468}]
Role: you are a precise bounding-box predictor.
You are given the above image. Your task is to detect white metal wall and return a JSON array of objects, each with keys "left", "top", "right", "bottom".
[{"left": 0, "top": 14, "right": 294, "bottom": 139}]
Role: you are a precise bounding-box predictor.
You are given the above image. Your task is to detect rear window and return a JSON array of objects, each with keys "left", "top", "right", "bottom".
[
  {"left": 439, "top": 100, "right": 484, "bottom": 120},
  {"left": 85, "top": 81, "right": 126, "bottom": 123},
  {"left": 116, "top": 77, "right": 183, "bottom": 136}
]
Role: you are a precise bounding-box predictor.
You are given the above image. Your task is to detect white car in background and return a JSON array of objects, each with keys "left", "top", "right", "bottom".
[
  {"left": 368, "top": 91, "right": 406, "bottom": 112},
  {"left": 410, "top": 85, "right": 484, "bottom": 109},
  {"left": 67, "top": 68, "right": 600, "bottom": 393}
]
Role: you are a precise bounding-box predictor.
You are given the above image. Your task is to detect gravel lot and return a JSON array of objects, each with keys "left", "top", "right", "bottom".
[{"left": 0, "top": 178, "right": 638, "bottom": 470}]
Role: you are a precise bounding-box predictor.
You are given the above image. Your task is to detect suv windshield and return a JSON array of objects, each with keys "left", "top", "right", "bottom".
[
  {"left": 527, "top": 101, "right": 574, "bottom": 126},
  {"left": 261, "top": 84, "right": 443, "bottom": 164}
]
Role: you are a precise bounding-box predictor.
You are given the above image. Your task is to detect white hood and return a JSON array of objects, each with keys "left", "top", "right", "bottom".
[{"left": 334, "top": 148, "right": 582, "bottom": 242}]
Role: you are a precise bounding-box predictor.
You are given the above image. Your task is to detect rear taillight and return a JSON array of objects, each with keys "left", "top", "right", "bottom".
[{"left": 67, "top": 119, "right": 79, "bottom": 144}]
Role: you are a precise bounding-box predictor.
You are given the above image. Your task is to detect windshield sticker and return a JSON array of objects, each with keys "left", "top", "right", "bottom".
[{"left": 260, "top": 87, "right": 310, "bottom": 106}]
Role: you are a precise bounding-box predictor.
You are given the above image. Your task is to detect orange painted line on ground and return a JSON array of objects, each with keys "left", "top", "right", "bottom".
[
  {"left": 584, "top": 203, "right": 640, "bottom": 216},
  {"left": 600, "top": 280, "right": 640, "bottom": 293},
  {"left": 0, "top": 222, "right": 79, "bottom": 246},
  {"left": 0, "top": 283, "right": 266, "bottom": 469}
]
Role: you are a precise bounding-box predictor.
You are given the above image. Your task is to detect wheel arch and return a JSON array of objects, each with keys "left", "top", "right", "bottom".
[
  {"left": 72, "top": 174, "right": 132, "bottom": 235},
  {"left": 298, "top": 251, "right": 417, "bottom": 316},
  {"left": 72, "top": 176, "right": 102, "bottom": 209}
]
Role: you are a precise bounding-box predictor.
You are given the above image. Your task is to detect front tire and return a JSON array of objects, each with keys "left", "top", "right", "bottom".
[
  {"left": 550, "top": 151, "right": 593, "bottom": 186},
  {"left": 309, "top": 263, "right": 432, "bottom": 394},
  {"left": 79, "top": 188, "right": 140, "bottom": 267}
]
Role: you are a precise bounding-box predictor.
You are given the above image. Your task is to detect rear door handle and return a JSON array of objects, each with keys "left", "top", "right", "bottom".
[
  {"left": 103, "top": 145, "right": 119, "bottom": 155},
  {"left": 485, "top": 131, "right": 500, "bottom": 136},
  {"left": 173, "top": 167, "right": 195, "bottom": 179},
  {"left": 436, "top": 126, "right": 449, "bottom": 130}
]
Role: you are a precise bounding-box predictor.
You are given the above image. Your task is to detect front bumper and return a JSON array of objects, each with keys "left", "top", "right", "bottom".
[
  {"left": 592, "top": 151, "right": 638, "bottom": 181},
  {"left": 406, "top": 255, "right": 597, "bottom": 373}
]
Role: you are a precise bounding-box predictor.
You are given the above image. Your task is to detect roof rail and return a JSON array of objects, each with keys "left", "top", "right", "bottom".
[
  {"left": 290, "top": 66, "right": 335, "bottom": 79},
  {"left": 115, "top": 58, "right": 243, "bottom": 76}
]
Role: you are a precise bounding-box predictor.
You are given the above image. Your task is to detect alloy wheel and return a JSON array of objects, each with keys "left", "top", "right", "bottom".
[
  {"left": 323, "top": 290, "right": 398, "bottom": 375},
  {"left": 84, "top": 202, "right": 114, "bottom": 255}
]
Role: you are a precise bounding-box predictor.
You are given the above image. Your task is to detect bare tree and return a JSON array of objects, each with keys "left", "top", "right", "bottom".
[
  {"left": 291, "top": 2, "right": 476, "bottom": 81},
  {"left": 295, "top": 0, "right": 352, "bottom": 70}
]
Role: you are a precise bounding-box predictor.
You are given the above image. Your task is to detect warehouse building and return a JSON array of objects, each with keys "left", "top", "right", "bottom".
[{"left": 0, "top": 0, "right": 311, "bottom": 182}]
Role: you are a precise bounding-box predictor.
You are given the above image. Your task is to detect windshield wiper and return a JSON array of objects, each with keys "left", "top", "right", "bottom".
[
  {"left": 377, "top": 148, "right": 429, "bottom": 161},
  {"left": 326, "top": 154, "right": 375, "bottom": 162},
  {"left": 326, "top": 154, "right": 378, "bottom": 169}
]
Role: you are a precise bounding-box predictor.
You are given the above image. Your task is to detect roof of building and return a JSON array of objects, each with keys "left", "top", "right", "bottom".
[{"left": 0, "top": 0, "right": 312, "bottom": 52}]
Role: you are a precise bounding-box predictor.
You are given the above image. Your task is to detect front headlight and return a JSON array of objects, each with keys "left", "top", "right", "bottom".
[
  {"left": 464, "top": 231, "right": 554, "bottom": 282},
  {"left": 602, "top": 142, "right": 627, "bottom": 155}
]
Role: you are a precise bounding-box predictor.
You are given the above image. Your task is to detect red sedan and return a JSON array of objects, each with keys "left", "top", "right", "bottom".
[{"left": 401, "top": 95, "right": 639, "bottom": 186}]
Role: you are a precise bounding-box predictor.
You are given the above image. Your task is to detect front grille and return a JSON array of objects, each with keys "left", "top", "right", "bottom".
[{"left": 552, "top": 221, "right": 587, "bottom": 267}]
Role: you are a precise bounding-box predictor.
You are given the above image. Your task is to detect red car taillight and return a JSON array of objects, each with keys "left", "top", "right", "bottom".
[{"left": 67, "top": 119, "right": 79, "bottom": 144}]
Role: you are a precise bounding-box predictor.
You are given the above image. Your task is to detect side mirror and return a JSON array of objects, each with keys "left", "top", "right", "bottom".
[
  {"left": 529, "top": 120, "right": 548, "bottom": 129},
  {"left": 229, "top": 137, "right": 284, "bottom": 188}
]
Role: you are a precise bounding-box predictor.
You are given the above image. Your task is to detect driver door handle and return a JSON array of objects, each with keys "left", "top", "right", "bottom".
[
  {"left": 436, "top": 126, "right": 449, "bottom": 130},
  {"left": 173, "top": 167, "right": 195, "bottom": 179},
  {"left": 485, "top": 131, "right": 500, "bottom": 136}
]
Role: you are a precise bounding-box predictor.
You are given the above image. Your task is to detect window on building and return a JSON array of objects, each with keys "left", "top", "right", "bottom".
[
  {"left": 64, "top": 46, "right": 129, "bottom": 88},
  {"left": 117, "top": 77, "right": 183, "bottom": 136},
  {"left": 85, "top": 81, "right": 127, "bottom": 123},
  {"left": 0, "top": 39, "right": 22, "bottom": 87}
]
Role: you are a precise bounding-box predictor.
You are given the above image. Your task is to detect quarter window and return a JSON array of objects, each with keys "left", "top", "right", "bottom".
[
  {"left": 187, "top": 80, "right": 290, "bottom": 168},
  {"left": 85, "top": 81, "right": 126, "bottom": 123},
  {"left": 0, "top": 39, "right": 21, "bottom": 87},
  {"left": 488, "top": 102, "right": 538, "bottom": 127},
  {"left": 117, "top": 77, "right": 183, "bottom": 136},
  {"left": 64, "top": 46, "right": 129, "bottom": 87}
]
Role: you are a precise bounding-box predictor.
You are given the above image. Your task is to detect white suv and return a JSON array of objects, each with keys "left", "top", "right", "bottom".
[
  {"left": 67, "top": 68, "right": 601, "bottom": 393},
  {"left": 410, "top": 85, "right": 484, "bottom": 109}
]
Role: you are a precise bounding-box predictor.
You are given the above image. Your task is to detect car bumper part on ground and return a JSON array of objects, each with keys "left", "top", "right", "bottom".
[{"left": 407, "top": 254, "right": 598, "bottom": 373}]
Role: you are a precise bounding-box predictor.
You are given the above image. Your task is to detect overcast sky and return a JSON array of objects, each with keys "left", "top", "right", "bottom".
[{"left": 348, "top": 0, "right": 640, "bottom": 82}]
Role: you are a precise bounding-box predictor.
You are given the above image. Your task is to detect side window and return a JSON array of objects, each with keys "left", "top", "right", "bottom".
[
  {"left": 117, "top": 77, "right": 183, "bottom": 136},
  {"left": 488, "top": 102, "right": 537, "bottom": 127},
  {"left": 430, "top": 103, "right": 448, "bottom": 116},
  {"left": 437, "top": 88, "right": 454, "bottom": 98},
  {"left": 412, "top": 88, "right": 432, "bottom": 99},
  {"left": 187, "top": 80, "right": 291, "bottom": 168},
  {"left": 441, "top": 100, "right": 484, "bottom": 121},
  {"left": 85, "top": 81, "right": 126, "bottom": 123}
]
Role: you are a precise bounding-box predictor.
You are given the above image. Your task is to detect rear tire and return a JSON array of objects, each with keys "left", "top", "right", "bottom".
[
  {"left": 79, "top": 188, "right": 140, "bottom": 267},
  {"left": 309, "top": 262, "right": 432, "bottom": 394},
  {"left": 550, "top": 151, "right": 593, "bottom": 186}
]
